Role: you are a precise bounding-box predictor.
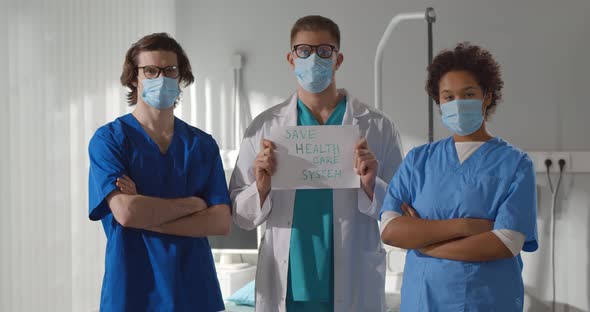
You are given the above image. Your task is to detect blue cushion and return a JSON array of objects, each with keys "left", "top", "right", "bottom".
[{"left": 227, "top": 280, "right": 255, "bottom": 307}]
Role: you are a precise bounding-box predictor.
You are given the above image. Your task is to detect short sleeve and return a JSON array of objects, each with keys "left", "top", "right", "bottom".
[
  {"left": 202, "top": 139, "right": 231, "bottom": 207},
  {"left": 380, "top": 148, "right": 415, "bottom": 220},
  {"left": 493, "top": 156, "right": 539, "bottom": 252},
  {"left": 88, "top": 129, "right": 126, "bottom": 221}
]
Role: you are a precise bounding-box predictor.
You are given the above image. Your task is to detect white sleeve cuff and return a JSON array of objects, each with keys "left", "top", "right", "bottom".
[
  {"left": 357, "top": 177, "right": 389, "bottom": 220},
  {"left": 232, "top": 182, "right": 272, "bottom": 230},
  {"left": 357, "top": 187, "right": 373, "bottom": 214},
  {"left": 254, "top": 187, "right": 272, "bottom": 225},
  {"left": 379, "top": 210, "right": 402, "bottom": 235},
  {"left": 492, "top": 229, "right": 525, "bottom": 256}
]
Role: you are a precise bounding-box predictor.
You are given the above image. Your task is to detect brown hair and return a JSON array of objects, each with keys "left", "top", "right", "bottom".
[
  {"left": 426, "top": 42, "right": 504, "bottom": 119},
  {"left": 120, "top": 33, "right": 194, "bottom": 105},
  {"left": 290, "top": 15, "right": 341, "bottom": 48}
]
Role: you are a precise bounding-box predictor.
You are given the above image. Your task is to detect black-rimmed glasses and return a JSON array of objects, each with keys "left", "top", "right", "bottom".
[
  {"left": 137, "top": 65, "right": 180, "bottom": 79},
  {"left": 292, "top": 44, "right": 338, "bottom": 59}
]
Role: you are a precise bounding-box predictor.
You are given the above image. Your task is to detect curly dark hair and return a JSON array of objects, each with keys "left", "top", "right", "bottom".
[
  {"left": 426, "top": 42, "right": 503, "bottom": 119},
  {"left": 120, "top": 33, "right": 194, "bottom": 105}
]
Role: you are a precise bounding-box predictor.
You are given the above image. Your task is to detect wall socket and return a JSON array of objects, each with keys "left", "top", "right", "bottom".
[{"left": 529, "top": 152, "right": 571, "bottom": 173}]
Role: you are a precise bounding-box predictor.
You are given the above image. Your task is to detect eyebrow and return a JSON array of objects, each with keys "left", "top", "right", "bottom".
[
  {"left": 137, "top": 65, "right": 178, "bottom": 68},
  {"left": 441, "top": 86, "right": 478, "bottom": 93}
]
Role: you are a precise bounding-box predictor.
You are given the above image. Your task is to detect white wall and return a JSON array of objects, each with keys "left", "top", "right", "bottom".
[{"left": 176, "top": 0, "right": 590, "bottom": 311}]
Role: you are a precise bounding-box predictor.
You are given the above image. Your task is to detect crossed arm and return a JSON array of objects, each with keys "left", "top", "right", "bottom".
[
  {"left": 106, "top": 175, "right": 230, "bottom": 237},
  {"left": 381, "top": 203, "right": 513, "bottom": 262}
]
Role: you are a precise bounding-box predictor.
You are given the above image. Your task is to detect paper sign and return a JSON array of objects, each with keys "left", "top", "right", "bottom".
[{"left": 269, "top": 125, "right": 360, "bottom": 190}]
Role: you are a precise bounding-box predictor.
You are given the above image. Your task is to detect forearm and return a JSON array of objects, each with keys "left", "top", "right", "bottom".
[
  {"left": 419, "top": 232, "right": 514, "bottom": 262},
  {"left": 259, "top": 189, "right": 270, "bottom": 208},
  {"left": 108, "top": 193, "right": 205, "bottom": 229},
  {"left": 381, "top": 216, "right": 468, "bottom": 249},
  {"left": 149, "top": 204, "right": 231, "bottom": 238},
  {"left": 361, "top": 181, "right": 375, "bottom": 201}
]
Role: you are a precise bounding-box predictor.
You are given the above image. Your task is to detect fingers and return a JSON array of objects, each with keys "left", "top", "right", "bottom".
[
  {"left": 401, "top": 203, "right": 420, "bottom": 218},
  {"left": 119, "top": 176, "right": 135, "bottom": 187},
  {"left": 121, "top": 175, "right": 135, "bottom": 186},
  {"left": 261, "top": 148, "right": 274, "bottom": 157},
  {"left": 259, "top": 141, "right": 276, "bottom": 164},
  {"left": 354, "top": 138, "right": 368, "bottom": 150},
  {"left": 357, "top": 159, "right": 378, "bottom": 176},
  {"left": 354, "top": 149, "right": 374, "bottom": 166},
  {"left": 355, "top": 149, "right": 373, "bottom": 157},
  {"left": 256, "top": 157, "right": 276, "bottom": 176},
  {"left": 261, "top": 139, "right": 276, "bottom": 150},
  {"left": 116, "top": 178, "right": 131, "bottom": 189},
  {"left": 121, "top": 174, "right": 135, "bottom": 184},
  {"left": 353, "top": 140, "right": 374, "bottom": 175},
  {"left": 402, "top": 203, "right": 413, "bottom": 215},
  {"left": 407, "top": 206, "right": 419, "bottom": 218},
  {"left": 116, "top": 178, "right": 135, "bottom": 194},
  {"left": 401, "top": 203, "right": 410, "bottom": 216},
  {"left": 355, "top": 154, "right": 377, "bottom": 175},
  {"left": 256, "top": 139, "right": 277, "bottom": 177}
]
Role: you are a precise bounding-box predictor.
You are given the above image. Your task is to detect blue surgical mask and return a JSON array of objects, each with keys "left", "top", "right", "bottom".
[
  {"left": 141, "top": 77, "right": 180, "bottom": 110},
  {"left": 294, "top": 54, "right": 334, "bottom": 93},
  {"left": 441, "top": 98, "right": 484, "bottom": 136}
]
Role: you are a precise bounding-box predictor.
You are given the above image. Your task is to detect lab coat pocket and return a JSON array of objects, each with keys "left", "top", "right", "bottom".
[
  {"left": 461, "top": 175, "right": 508, "bottom": 219},
  {"left": 358, "top": 250, "right": 387, "bottom": 311}
]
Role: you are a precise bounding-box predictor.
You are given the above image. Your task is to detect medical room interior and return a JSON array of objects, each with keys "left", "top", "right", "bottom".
[{"left": 0, "top": 0, "right": 589, "bottom": 311}]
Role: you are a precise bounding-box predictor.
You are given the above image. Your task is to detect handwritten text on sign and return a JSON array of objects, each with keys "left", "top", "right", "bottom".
[{"left": 270, "top": 125, "right": 360, "bottom": 189}]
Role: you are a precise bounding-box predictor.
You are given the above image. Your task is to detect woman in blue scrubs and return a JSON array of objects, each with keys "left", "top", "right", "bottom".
[
  {"left": 88, "top": 33, "right": 231, "bottom": 312},
  {"left": 380, "top": 42, "right": 538, "bottom": 311}
]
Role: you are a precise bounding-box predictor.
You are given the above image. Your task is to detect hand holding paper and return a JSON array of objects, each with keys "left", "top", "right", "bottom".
[
  {"left": 254, "top": 139, "right": 276, "bottom": 205},
  {"left": 354, "top": 138, "right": 379, "bottom": 200}
]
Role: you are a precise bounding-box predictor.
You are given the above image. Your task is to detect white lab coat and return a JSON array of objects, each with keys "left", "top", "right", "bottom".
[{"left": 229, "top": 89, "right": 403, "bottom": 312}]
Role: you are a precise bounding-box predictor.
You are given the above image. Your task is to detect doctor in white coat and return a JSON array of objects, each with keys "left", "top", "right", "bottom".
[{"left": 229, "top": 15, "right": 403, "bottom": 312}]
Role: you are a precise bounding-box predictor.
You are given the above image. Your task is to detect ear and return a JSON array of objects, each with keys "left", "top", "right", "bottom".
[
  {"left": 131, "top": 67, "right": 140, "bottom": 87},
  {"left": 334, "top": 52, "right": 344, "bottom": 71},
  {"left": 287, "top": 52, "right": 295, "bottom": 70},
  {"left": 483, "top": 91, "right": 493, "bottom": 109}
]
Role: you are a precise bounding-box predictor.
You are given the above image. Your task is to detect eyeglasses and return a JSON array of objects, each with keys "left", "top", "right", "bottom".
[
  {"left": 137, "top": 65, "right": 180, "bottom": 79},
  {"left": 292, "top": 44, "right": 338, "bottom": 59}
]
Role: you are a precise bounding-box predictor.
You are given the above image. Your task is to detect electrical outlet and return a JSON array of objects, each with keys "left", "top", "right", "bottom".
[{"left": 529, "top": 152, "right": 571, "bottom": 173}]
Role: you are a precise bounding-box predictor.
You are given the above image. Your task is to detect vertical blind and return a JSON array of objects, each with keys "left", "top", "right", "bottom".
[{"left": 0, "top": 1, "right": 177, "bottom": 311}]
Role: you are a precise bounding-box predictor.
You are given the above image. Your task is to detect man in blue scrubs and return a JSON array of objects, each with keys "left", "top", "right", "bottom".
[{"left": 88, "top": 33, "right": 231, "bottom": 312}]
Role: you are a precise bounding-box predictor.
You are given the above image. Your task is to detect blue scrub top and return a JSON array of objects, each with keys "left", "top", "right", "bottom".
[
  {"left": 381, "top": 136, "right": 538, "bottom": 312},
  {"left": 88, "top": 113, "right": 230, "bottom": 312},
  {"left": 286, "top": 97, "right": 346, "bottom": 305}
]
